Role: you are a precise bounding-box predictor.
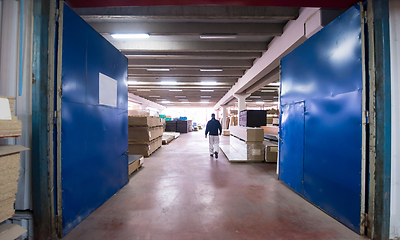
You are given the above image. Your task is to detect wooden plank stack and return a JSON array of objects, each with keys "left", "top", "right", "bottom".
[
  {"left": 128, "top": 116, "right": 163, "bottom": 157},
  {"left": 0, "top": 96, "right": 28, "bottom": 223}
]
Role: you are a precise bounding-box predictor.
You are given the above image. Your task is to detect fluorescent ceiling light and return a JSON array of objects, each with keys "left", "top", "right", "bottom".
[
  {"left": 249, "top": 96, "right": 261, "bottom": 98},
  {"left": 111, "top": 33, "right": 149, "bottom": 39},
  {"left": 200, "top": 102, "right": 210, "bottom": 103},
  {"left": 179, "top": 99, "right": 189, "bottom": 101},
  {"left": 146, "top": 68, "right": 170, "bottom": 72},
  {"left": 268, "top": 82, "right": 280, "bottom": 86},
  {"left": 175, "top": 96, "right": 186, "bottom": 98},
  {"left": 161, "top": 101, "right": 170, "bottom": 104},
  {"left": 181, "top": 102, "right": 191, "bottom": 103},
  {"left": 263, "top": 99, "right": 273, "bottom": 102},
  {"left": 200, "top": 34, "right": 237, "bottom": 39},
  {"left": 261, "top": 90, "right": 276, "bottom": 93},
  {"left": 137, "top": 89, "right": 151, "bottom": 91},
  {"left": 201, "top": 96, "right": 211, "bottom": 98},
  {"left": 200, "top": 90, "right": 214, "bottom": 92},
  {"left": 256, "top": 102, "right": 264, "bottom": 104},
  {"left": 169, "top": 89, "right": 182, "bottom": 92},
  {"left": 148, "top": 95, "right": 160, "bottom": 98},
  {"left": 201, "top": 81, "right": 217, "bottom": 85},
  {"left": 128, "top": 80, "right": 138, "bottom": 84},
  {"left": 274, "top": 96, "right": 279, "bottom": 98},
  {"left": 161, "top": 81, "right": 177, "bottom": 85},
  {"left": 200, "top": 69, "right": 223, "bottom": 72}
]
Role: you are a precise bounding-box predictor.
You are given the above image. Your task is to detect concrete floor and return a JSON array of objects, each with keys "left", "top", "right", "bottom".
[{"left": 62, "top": 131, "right": 366, "bottom": 240}]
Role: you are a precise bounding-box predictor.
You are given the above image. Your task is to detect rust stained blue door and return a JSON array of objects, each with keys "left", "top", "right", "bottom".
[{"left": 279, "top": 102, "right": 305, "bottom": 195}]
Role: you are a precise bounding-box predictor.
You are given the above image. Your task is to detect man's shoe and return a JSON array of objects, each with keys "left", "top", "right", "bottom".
[
  {"left": 214, "top": 151, "right": 218, "bottom": 159},
  {"left": 210, "top": 154, "right": 213, "bottom": 157}
]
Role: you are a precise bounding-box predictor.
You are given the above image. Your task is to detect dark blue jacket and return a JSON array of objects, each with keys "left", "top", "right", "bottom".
[{"left": 205, "top": 118, "right": 222, "bottom": 136}]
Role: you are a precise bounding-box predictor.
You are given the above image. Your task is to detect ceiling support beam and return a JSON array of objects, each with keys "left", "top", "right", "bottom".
[
  {"left": 90, "top": 22, "right": 284, "bottom": 36},
  {"left": 108, "top": 40, "right": 267, "bottom": 52},
  {"left": 122, "top": 51, "right": 262, "bottom": 59},
  {"left": 75, "top": 6, "right": 299, "bottom": 21},
  {"left": 128, "top": 59, "right": 253, "bottom": 68}
]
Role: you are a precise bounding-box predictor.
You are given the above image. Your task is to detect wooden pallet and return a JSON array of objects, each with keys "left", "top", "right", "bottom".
[{"left": 128, "top": 155, "right": 144, "bottom": 175}]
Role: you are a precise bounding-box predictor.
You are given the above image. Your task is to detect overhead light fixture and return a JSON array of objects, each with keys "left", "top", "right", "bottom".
[
  {"left": 148, "top": 95, "right": 160, "bottom": 98},
  {"left": 256, "top": 102, "right": 264, "bottom": 104},
  {"left": 200, "top": 81, "right": 217, "bottom": 85},
  {"left": 261, "top": 90, "right": 276, "bottom": 93},
  {"left": 175, "top": 96, "right": 186, "bottom": 98},
  {"left": 146, "top": 68, "right": 170, "bottom": 72},
  {"left": 200, "top": 34, "right": 237, "bottom": 39},
  {"left": 200, "top": 102, "right": 209, "bottom": 104},
  {"left": 263, "top": 99, "right": 273, "bottom": 102},
  {"left": 169, "top": 89, "right": 182, "bottom": 92},
  {"left": 201, "top": 90, "right": 214, "bottom": 92},
  {"left": 161, "top": 81, "right": 177, "bottom": 85},
  {"left": 273, "top": 96, "right": 279, "bottom": 98},
  {"left": 179, "top": 99, "right": 189, "bottom": 101},
  {"left": 200, "top": 96, "right": 211, "bottom": 98},
  {"left": 200, "top": 69, "right": 223, "bottom": 72},
  {"left": 137, "top": 89, "right": 151, "bottom": 91},
  {"left": 249, "top": 96, "right": 261, "bottom": 98},
  {"left": 111, "top": 33, "right": 150, "bottom": 39},
  {"left": 128, "top": 80, "right": 138, "bottom": 84},
  {"left": 161, "top": 101, "right": 170, "bottom": 104},
  {"left": 181, "top": 102, "right": 191, "bottom": 103},
  {"left": 268, "top": 82, "right": 280, "bottom": 86}
]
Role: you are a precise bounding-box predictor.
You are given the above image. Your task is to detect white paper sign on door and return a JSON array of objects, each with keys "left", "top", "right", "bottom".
[
  {"left": 0, "top": 98, "right": 12, "bottom": 120},
  {"left": 99, "top": 73, "right": 118, "bottom": 107}
]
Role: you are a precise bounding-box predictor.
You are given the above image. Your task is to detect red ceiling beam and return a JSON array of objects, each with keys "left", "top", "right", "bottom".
[{"left": 66, "top": 0, "right": 359, "bottom": 9}]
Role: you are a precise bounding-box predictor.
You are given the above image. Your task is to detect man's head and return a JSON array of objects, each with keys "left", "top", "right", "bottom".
[{"left": 211, "top": 113, "right": 215, "bottom": 118}]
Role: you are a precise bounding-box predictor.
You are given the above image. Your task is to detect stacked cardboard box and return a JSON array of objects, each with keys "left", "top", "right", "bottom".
[{"left": 128, "top": 116, "right": 163, "bottom": 157}]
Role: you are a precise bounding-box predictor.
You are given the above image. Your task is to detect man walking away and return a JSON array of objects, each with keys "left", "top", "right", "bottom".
[{"left": 205, "top": 113, "right": 222, "bottom": 158}]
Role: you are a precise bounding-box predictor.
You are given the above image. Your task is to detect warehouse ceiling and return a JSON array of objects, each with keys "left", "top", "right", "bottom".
[
  {"left": 73, "top": 0, "right": 357, "bottom": 108},
  {"left": 74, "top": 5, "right": 297, "bottom": 107}
]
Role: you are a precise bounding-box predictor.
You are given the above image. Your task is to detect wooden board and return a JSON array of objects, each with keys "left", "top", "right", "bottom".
[
  {"left": 128, "top": 155, "right": 144, "bottom": 175},
  {"left": 220, "top": 136, "right": 264, "bottom": 163}
]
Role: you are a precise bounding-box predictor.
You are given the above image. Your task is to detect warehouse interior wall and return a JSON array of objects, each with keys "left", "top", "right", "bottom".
[{"left": 389, "top": 0, "right": 400, "bottom": 238}]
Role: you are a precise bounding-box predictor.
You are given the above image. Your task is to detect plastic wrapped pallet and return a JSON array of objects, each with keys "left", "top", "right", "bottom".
[{"left": 0, "top": 145, "right": 29, "bottom": 223}]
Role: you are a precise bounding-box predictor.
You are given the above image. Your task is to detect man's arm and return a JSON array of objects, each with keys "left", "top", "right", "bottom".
[
  {"left": 205, "top": 122, "right": 209, "bottom": 138},
  {"left": 218, "top": 121, "right": 222, "bottom": 135}
]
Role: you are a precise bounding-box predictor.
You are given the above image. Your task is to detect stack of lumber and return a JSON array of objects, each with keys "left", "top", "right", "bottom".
[
  {"left": 128, "top": 116, "right": 163, "bottom": 157},
  {"left": 162, "top": 132, "right": 180, "bottom": 145},
  {"left": 0, "top": 96, "right": 28, "bottom": 223},
  {"left": 0, "top": 96, "right": 22, "bottom": 138},
  {"left": 220, "top": 126, "right": 265, "bottom": 162}
]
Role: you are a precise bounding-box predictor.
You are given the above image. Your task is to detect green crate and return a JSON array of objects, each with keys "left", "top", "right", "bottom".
[{"left": 165, "top": 118, "right": 172, "bottom": 121}]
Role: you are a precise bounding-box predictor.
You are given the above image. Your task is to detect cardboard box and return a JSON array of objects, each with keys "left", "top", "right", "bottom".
[
  {"left": 128, "top": 137, "right": 162, "bottom": 157},
  {"left": 222, "top": 129, "right": 230, "bottom": 136},
  {"left": 128, "top": 116, "right": 163, "bottom": 127},
  {"left": 0, "top": 145, "right": 29, "bottom": 223},
  {"left": 230, "top": 126, "right": 264, "bottom": 142},
  {"left": 128, "top": 126, "right": 163, "bottom": 143},
  {"left": 263, "top": 141, "right": 278, "bottom": 162}
]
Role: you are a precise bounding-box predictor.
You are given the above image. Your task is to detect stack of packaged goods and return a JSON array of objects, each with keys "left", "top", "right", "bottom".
[
  {"left": 0, "top": 96, "right": 28, "bottom": 222},
  {"left": 187, "top": 120, "right": 193, "bottom": 132},
  {"left": 128, "top": 116, "right": 163, "bottom": 157},
  {"left": 165, "top": 121, "right": 177, "bottom": 132},
  {"left": 176, "top": 120, "right": 188, "bottom": 133}
]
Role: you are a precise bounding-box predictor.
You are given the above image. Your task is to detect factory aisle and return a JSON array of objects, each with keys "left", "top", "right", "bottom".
[{"left": 62, "top": 131, "right": 366, "bottom": 240}]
